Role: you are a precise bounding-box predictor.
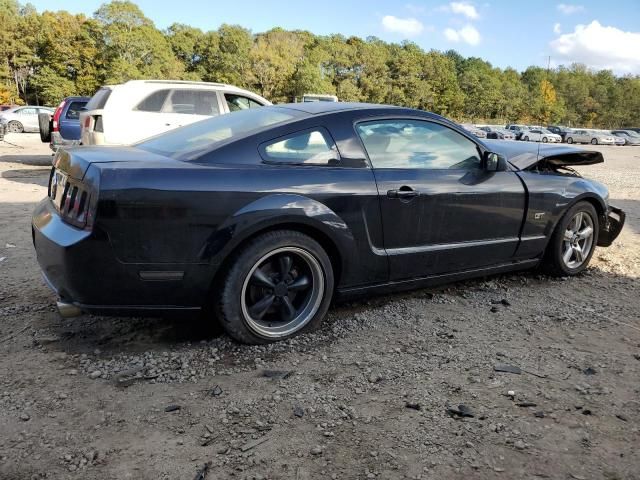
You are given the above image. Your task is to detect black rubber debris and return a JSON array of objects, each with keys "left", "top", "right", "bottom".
[
  {"left": 262, "top": 369, "right": 294, "bottom": 380},
  {"left": 447, "top": 404, "right": 474, "bottom": 418},
  {"left": 494, "top": 364, "right": 522, "bottom": 374},
  {"left": 164, "top": 404, "right": 181, "bottom": 412}
]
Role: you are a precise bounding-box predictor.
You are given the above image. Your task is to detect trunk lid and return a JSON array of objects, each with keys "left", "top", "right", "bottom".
[{"left": 54, "top": 146, "right": 182, "bottom": 180}]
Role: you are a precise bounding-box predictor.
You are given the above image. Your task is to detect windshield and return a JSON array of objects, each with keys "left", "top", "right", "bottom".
[{"left": 137, "top": 107, "right": 303, "bottom": 160}]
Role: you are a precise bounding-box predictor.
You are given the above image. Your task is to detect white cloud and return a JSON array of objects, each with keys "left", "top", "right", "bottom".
[
  {"left": 444, "top": 24, "right": 481, "bottom": 45},
  {"left": 449, "top": 2, "right": 479, "bottom": 19},
  {"left": 557, "top": 3, "right": 584, "bottom": 14},
  {"left": 381, "top": 15, "right": 424, "bottom": 36},
  {"left": 550, "top": 21, "right": 640, "bottom": 74},
  {"left": 553, "top": 23, "right": 562, "bottom": 34}
]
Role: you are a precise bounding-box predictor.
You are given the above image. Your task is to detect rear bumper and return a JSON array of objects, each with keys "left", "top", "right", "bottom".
[
  {"left": 597, "top": 205, "right": 625, "bottom": 247},
  {"left": 50, "top": 131, "right": 80, "bottom": 152},
  {"left": 32, "top": 198, "right": 208, "bottom": 314}
]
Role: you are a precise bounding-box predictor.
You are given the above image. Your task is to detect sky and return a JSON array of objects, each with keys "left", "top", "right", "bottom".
[{"left": 27, "top": 0, "right": 640, "bottom": 74}]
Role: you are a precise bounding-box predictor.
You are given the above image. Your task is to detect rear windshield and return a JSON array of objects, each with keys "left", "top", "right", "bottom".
[
  {"left": 85, "top": 88, "right": 111, "bottom": 110},
  {"left": 137, "top": 107, "right": 303, "bottom": 160}
]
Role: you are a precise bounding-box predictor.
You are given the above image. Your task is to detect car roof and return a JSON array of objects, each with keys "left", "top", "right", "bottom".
[{"left": 275, "top": 101, "right": 403, "bottom": 115}]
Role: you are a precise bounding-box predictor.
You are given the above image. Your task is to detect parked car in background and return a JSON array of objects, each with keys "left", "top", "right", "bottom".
[
  {"left": 611, "top": 130, "right": 640, "bottom": 146},
  {"left": 0, "top": 104, "right": 19, "bottom": 112},
  {"left": 0, "top": 105, "right": 54, "bottom": 133},
  {"left": 565, "top": 129, "right": 615, "bottom": 145},
  {"left": 622, "top": 128, "right": 640, "bottom": 134},
  {"left": 460, "top": 124, "right": 487, "bottom": 138},
  {"left": 39, "top": 96, "right": 90, "bottom": 151},
  {"left": 506, "top": 124, "right": 529, "bottom": 140},
  {"left": 521, "top": 128, "right": 562, "bottom": 143},
  {"left": 80, "top": 80, "right": 271, "bottom": 146},
  {"left": 33, "top": 102, "right": 624, "bottom": 344},
  {"left": 546, "top": 125, "right": 572, "bottom": 142},
  {"left": 301, "top": 94, "right": 338, "bottom": 102},
  {"left": 477, "top": 125, "right": 515, "bottom": 140},
  {"left": 608, "top": 131, "right": 625, "bottom": 146}
]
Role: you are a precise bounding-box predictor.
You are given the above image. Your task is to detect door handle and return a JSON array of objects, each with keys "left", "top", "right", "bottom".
[{"left": 387, "top": 187, "right": 419, "bottom": 199}]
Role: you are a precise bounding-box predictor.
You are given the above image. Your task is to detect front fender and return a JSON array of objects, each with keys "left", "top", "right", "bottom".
[{"left": 200, "top": 193, "right": 358, "bottom": 282}]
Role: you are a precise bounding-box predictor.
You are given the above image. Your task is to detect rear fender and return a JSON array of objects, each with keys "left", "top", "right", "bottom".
[{"left": 201, "top": 193, "right": 357, "bottom": 281}]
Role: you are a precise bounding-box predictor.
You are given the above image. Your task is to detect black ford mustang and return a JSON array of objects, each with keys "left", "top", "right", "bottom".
[{"left": 32, "top": 103, "right": 625, "bottom": 344}]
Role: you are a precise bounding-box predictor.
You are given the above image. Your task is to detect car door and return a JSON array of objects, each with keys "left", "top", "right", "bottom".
[
  {"left": 356, "top": 118, "right": 525, "bottom": 280},
  {"left": 18, "top": 107, "right": 38, "bottom": 131},
  {"left": 163, "top": 89, "right": 221, "bottom": 127},
  {"left": 221, "top": 92, "right": 266, "bottom": 113}
]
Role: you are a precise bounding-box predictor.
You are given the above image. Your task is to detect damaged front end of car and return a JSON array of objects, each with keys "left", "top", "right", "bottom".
[{"left": 597, "top": 205, "right": 625, "bottom": 247}]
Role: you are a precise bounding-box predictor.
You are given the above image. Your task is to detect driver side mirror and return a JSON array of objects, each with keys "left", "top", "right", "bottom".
[{"left": 483, "top": 151, "right": 507, "bottom": 172}]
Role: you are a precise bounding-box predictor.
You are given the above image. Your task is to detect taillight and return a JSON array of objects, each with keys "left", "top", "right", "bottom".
[
  {"left": 52, "top": 100, "right": 65, "bottom": 132},
  {"left": 48, "top": 168, "right": 97, "bottom": 230},
  {"left": 84, "top": 116, "right": 91, "bottom": 128}
]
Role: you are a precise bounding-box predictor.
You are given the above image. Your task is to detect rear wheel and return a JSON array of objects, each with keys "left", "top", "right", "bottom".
[
  {"left": 218, "top": 230, "right": 334, "bottom": 344},
  {"left": 542, "top": 202, "right": 598, "bottom": 276},
  {"left": 8, "top": 121, "right": 23, "bottom": 133},
  {"left": 591, "top": 138, "right": 598, "bottom": 145},
  {"left": 542, "top": 137, "right": 548, "bottom": 143},
  {"left": 524, "top": 136, "right": 529, "bottom": 142}
]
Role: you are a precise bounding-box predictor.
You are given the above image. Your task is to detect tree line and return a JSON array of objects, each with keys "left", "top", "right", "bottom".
[{"left": 1, "top": 0, "right": 639, "bottom": 128}]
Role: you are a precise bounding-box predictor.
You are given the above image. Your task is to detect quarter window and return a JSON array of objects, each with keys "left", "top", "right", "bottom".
[
  {"left": 356, "top": 120, "right": 481, "bottom": 170},
  {"left": 166, "top": 89, "right": 220, "bottom": 116},
  {"left": 260, "top": 128, "right": 339, "bottom": 165}
]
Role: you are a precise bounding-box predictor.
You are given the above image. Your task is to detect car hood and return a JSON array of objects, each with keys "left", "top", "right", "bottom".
[{"left": 483, "top": 139, "right": 604, "bottom": 170}]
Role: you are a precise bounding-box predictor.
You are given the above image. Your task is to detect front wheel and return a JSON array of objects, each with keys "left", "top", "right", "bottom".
[
  {"left": 523, "top": 136, "right": 529, "bottom": 142},
  {"left": 542, "top": 202, "right": 598, "bottom": 276},
  {"left": 566, "top": 137, "right": 574, "bottom": 144},
  {"left": 591, "top": 138, "right": 598, "bottom": 145},
  {"left": 218, "top": 230, "right": 334, "bottom": 344}
]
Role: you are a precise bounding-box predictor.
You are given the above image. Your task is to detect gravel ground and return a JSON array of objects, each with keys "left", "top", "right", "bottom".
[{"left": 1, "top": 133, "right": 639, "bottom": 480}]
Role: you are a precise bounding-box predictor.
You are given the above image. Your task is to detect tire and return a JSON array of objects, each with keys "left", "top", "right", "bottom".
[
  {"left": 523, "top": 136, "right": 529, "bottom": 142},
  {"left": 591, "top": 138, "right": 598, "bottom": 145},
  {"left": 218, "top": 230, "right": 334, "bottom": 344},
  {"left": 542, "top": 201, "right": 599, "bottom": 277},
  {"left": 8, "top": 121, "right": 23, "bottom": 133},
  {"left": 566, "top": 137, "right": 573, "bottom": 144},
  {"left": 38, "top": 113, "right": 51, "bottom": 143},
  {"left": 542, "top": 137, "right": 548, "bottom": 143}
]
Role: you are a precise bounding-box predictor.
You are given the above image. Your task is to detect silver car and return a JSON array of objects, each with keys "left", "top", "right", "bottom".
[
  {"left": 565, "top": 129, "right": 615, "bottom": 145},
  {"left": 0, "top": 106, "right": 54, "bottom": 133},
  {"left": 611, "top": 130, "right": 640, "bottom": 146}
]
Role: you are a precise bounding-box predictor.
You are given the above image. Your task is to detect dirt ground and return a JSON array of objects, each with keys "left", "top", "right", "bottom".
[{"left": 0, "top": 133, "right": 639, "bottom": 480}]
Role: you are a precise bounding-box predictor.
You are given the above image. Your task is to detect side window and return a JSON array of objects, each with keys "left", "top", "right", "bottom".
[
  {"left": 65, "top": 102, "right": 86, "bottom": 120},
  {"left": 135, "top": 90, "right": 170, "bottom": 112},
  {"left": 356, "top": 120, "right": 482, "bottom": 170},
  {"left": 225, "top": 93, "right": 263, "bottom": 112},
  {"left": 20, "top": 108, "right": 36, "bottom": 115},
  {"left": 167, "top": 89, "right": 220, "bottom": 116},
  {"left": 259, "top": 128, "right": 339, "bottom": 165}
]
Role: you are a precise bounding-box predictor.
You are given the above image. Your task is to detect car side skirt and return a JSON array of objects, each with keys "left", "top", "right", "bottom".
[{"left": 335, "top": 258, "right": 540, "bottom": 299}]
